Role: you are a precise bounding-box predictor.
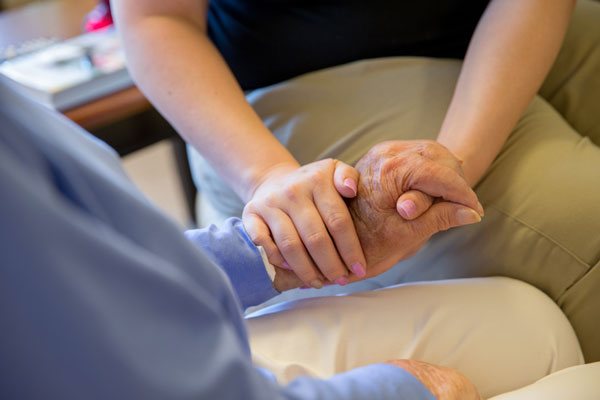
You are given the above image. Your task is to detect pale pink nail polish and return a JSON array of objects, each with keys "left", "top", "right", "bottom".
[
  {"left": 351, "top": 263, "right": 366, "bottom": 278},
  {"left": 398, "top": 200, "right": 416, "bottom": 218},
  {"left": 335, "top": 276, "right": 349, "bottom": 286},
  {"left": 343, "top": 178, "right": 357, "bottom": 196},
  {"left": 282, "top": 261, "right": 292, "bottom": 270}
]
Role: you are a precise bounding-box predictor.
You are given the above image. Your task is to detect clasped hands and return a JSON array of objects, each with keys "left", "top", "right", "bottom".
[
  {"left": 243, "top": 139, "right": 484, "bottom": 400},
  {"left": 243, "top": 140, "right": 484, "bottom": 292}
]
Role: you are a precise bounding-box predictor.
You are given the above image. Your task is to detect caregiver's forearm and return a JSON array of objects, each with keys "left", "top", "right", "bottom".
[
  {"left": 437, "top": 0, "right": 575, "bottom": 187},
  {"left": 111, "top": 1, "right": 299, "bottom": 202}
]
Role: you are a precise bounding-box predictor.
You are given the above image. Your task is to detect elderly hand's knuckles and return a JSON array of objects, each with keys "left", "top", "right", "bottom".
[
  {"left": 411, "top": 160, "right": 448, "bottom": 193},
  {"left": 419, "top": 140, "right": 448, "bottom": 159},
  {"left": 378, "top": 153, "right": 407, "bottom": 176}
]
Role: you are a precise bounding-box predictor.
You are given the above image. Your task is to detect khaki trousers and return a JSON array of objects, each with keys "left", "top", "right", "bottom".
[
  {"left": 190, "top": 0, "right": 600, "bottom": 361},
  {"left": 246, "top": 278, "right": 587, "bottom": 399}
]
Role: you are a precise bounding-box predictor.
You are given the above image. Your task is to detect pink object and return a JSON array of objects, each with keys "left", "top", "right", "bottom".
[
  {"left": 84, "top": 0, "right": 113, "bottom": 32},
  {"left": 335, "top": 276, "right": 349, "bottom": 286},
  {"left": 281, "top": 261, "right": 292, "bottom": 270},
  {"left": 343, "top": 178, "right": 358, "bottom": 197},
  {"left": 398, "top": 199, "right": 417, "bottom": 219},
  {"left": 350, "top": 262, "right": 366, "bottom": 278}
]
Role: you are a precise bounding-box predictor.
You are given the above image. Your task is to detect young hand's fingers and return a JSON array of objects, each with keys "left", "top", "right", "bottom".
[
  {"left": 285, "top": 201, "right": 354, "bottom": 285},
  {"left": 402, "top": 157, "right": 484, "bottom": 216},
  {"left": 242, "top": 210, "right": 289, "bottom": 269},
  {"left": 396, "top": 190, "right": 434, "bottom": 220},
  {"left": 313, "top": 185, "right": 366, "bottom": 281},
  {"left": 333, "top": 160, "right": 359, "bottom": 198},
  {"left": 260, "top": 207, "right": 327, "bottom": 289}
]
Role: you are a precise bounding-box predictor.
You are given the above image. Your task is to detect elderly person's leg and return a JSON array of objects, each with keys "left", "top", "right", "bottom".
[
  {"left": 489, "top": 362, "right": 600, "bottom": 400},
  {"left": 246, "top": 277, "right": 583, "bottom": 400}
]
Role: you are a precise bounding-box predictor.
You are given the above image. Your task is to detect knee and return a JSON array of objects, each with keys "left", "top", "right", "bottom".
[{"left": 478, "top": 277, "right": 584, "bottom": 368}]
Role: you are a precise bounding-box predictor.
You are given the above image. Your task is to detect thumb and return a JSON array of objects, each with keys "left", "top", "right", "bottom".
[
  {"left": 333, "top": 160, "right": 359, "bottom": 198},
  {"left": 396, "top": 190, "right": 434, "bottom": 220},
  {"left": 411, "top": 201, "right": 482, "bottom": 238}
]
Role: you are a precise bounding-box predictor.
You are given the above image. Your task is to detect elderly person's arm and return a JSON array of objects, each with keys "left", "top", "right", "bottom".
[{"left": 0, "top": 82, "right": 476, "bottom": 400}]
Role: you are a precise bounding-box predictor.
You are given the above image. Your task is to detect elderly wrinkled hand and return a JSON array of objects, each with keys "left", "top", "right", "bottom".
[
  {"left": 372, "top": 140, "right": 481, "bottom": 221},
  {"left": 344, "top": 140, "right": 483, "bottom": 279},
  {"left": 273, "top": 140, "right": 483, "bottom": 291},
  {"left": 387, "top": 359, "right": 483, "bottom": 400}
]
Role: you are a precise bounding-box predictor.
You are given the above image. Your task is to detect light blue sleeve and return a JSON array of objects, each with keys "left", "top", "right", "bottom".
[
  {"left": 279, "top": 363, "right": 437, "bottom": 399},
  {"left": 184, "top": 218, "right": 280, "bottom": 310},
  {"left": 0, "top": 81, "right": 436, "bottom": 400}
]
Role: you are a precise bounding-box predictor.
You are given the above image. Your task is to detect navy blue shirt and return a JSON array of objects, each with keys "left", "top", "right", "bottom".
[{"left": 208, "top": 0, "right": 490, "bottom": 89}]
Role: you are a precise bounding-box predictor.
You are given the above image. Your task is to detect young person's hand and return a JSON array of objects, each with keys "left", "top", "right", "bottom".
[{"left": 243, "top": 159, "right": 366, "bottom": 289}]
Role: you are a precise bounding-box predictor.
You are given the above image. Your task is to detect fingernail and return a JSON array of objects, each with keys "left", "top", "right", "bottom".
[
  {"left": 335, "top": 276, "right": 349, "bottom": 286},
  {"left": 457, "top": 208, "right": 481, "bottom": 225},
  {"left": 350, "top": 262, "right": 366, "bottom": 278},
  {"left": 310, "top": 279, "right": 324, "bottom": 289},
  {"left": 398, "top": 200, "right": 416, "bottom": 218},
  {"left": 281, "top": 261, "right": 292, "bottom": 270},
  {"left": 343, "top": 178, "right": 357, "bottom": 196},
  {"left": 477, "top": 201, "right": 485, "bottom": 216}
]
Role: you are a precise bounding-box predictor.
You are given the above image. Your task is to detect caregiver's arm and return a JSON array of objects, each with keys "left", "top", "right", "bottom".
[
  {"left": 111, "top": 0, "right": 367, "bottom": 289},
  {"left": 437, "top": 0, "right": 575, "bottom": 187}
]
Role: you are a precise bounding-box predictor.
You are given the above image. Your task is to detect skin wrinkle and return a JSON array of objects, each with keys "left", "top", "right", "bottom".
[
  {"left": 387, "top": 359, "right": 482, "bottom": 400},
  {"left": 272, "top": 140, "right": 481, "bottom": 292}
]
